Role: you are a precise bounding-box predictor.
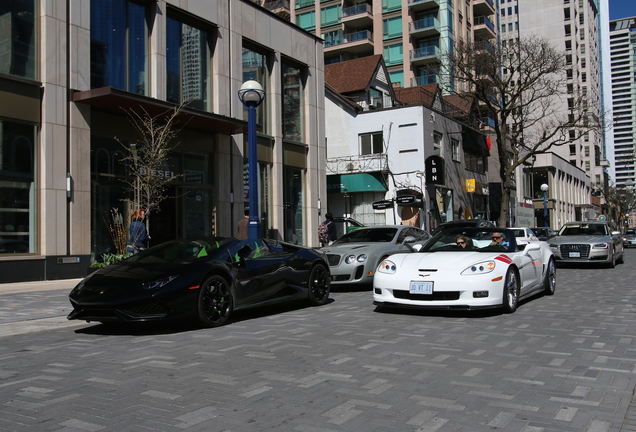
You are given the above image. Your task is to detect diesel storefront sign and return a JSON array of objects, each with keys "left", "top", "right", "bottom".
[{"left": 139, "top": 168, "right": 176, "bottom": 179}]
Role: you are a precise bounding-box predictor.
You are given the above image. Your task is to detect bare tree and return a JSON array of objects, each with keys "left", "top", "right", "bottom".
[
  {"left": 602, "top": 183, "right": 636, "bottom": 227},
  {"left": 116, "top": 103, "right": 188, "bottom": 231},
  {"left": 435, "top": 36, "right": 603, "bottom": 227}
]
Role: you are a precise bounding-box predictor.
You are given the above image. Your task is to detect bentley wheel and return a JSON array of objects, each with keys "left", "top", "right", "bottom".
[
  {"left": 502, "top": 268, "right": 520, "bottom": 313},
  {"left": 307, "top": 264, "right": 330, "bottom": 306},
  {"left": 543, "top": 258, "right": 556, "bottom": 296},
  {"left": 198, "top": 275, "right": 233, "bottom": 327}
]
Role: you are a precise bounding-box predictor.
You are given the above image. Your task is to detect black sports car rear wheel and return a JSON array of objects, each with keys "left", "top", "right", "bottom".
[
  {"left": 307, "top": 264, "right": 330, "bottom": 306},
  {"left": 198, "top": 275, "right": 233, "bottom": 327},
  {"left": 502, "top": 268, "right": 519, "bottom": 313}
]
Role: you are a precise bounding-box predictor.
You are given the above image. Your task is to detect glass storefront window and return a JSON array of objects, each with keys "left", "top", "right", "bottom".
[
  {"left": 0, "top": 0, "right": 37, "bottom": 80},
  {"left": 166, "top": 14, "right": 210, "bottom": 111},
  {"left": 282, "top": 62, "right": 304, "bottom": 142},
  {"left": 0, "top": 120, "right": 37, "bottom": 254},
  {"left": 90, "top": 0, "right": 148, "bottom": 94},
  {"left": 242, "top": 45, "right": 269, "bottom": 134},
  {"left": 283, "top": 167, "right": 304, "bottom": 244}
]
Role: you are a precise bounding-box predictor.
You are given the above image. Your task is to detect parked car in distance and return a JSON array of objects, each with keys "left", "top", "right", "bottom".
[
  {"left": 331, "top": 216, "right": 364, "bottom": 237},
  {"left": 68, "top": 237, "right": 331, "bottom": 328},
  {"left": 622, "top": 227, "right": 636, "bottom": 248},
  {"left": 373, "top": 227, "right": 556, "bottom": 313},
  {"left": 509, "top": 227, "right": 540, "bottom": 247},
  {"left": 530, "top": 227, "right": 557, "bottom": 242},
  {"left": 432, "top": 219, "right": 496, "bottom": 235},
  {"left": 549, "top": 221, "right": 624, "bottom": 268},
  {"left": 319, "top": 225, "right": 430, "bottom": 287}
]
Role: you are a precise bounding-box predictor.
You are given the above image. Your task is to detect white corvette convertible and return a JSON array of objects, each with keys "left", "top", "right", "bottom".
[{"left": 373, "top": 228, "right": 556, "bottom": 313}]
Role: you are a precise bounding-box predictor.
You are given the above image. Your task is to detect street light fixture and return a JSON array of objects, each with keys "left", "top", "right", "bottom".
[
  {"left": 238, "top": 80, "right": 265, "bottom": 240},
  {"left": 540, "top": 183, "right": 549, "bottom": 227}
]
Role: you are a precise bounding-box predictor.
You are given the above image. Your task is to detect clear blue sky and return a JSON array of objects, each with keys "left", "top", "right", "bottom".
[{"left": 609, "top": 0, "right": 635, "bottom": 20}]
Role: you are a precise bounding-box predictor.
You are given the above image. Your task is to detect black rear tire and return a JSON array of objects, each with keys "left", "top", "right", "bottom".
[
  {"left": 308, "top": 264, "right": 330, "bottom": 306},
  {"left": 197, "top": 275, "right": 233, "bottom": 327}
]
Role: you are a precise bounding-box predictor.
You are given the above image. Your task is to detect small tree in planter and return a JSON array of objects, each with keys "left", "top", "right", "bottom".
[{"left": 117, "top": 102, "right": 188, "bottom": 237}]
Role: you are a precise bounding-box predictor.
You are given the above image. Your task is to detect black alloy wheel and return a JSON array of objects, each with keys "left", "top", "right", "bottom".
[
  {"left": 198, "top": 275, "right": 233, "bottom": 327},
  {"left": 502, "top": 268, "right": 520, "bottom": 313},
  {"left": 307, "top": 264, "right": 330, "bottom": 306}
]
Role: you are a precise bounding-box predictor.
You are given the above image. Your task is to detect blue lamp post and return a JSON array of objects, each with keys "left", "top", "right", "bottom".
[
  {"left": 541, "top": 183, "right": 549, "bottom": 227},
  {"left": 238, "top": 80, "right": 266, "bottom": 240}
]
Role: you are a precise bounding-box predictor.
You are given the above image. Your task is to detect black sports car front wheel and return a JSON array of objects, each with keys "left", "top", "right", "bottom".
[
  {"left": 307, "top": 264, "right": 330, "bottom": 306},
  {"left": 198, "top": 275, "right": 234, "bottom": 327}
]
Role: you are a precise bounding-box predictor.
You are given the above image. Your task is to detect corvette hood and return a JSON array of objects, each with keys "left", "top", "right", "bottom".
[{"left": 389, "top": 252, "right": 498, "bottom": 270}]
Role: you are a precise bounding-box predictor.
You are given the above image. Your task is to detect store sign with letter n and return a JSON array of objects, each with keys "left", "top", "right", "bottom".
[{"left": 425, "top": 156, "right": 445, "bottom": 185}]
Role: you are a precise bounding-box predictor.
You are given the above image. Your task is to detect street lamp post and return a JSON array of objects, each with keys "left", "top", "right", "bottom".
[
  {"left": 238, "top": 80, "right": 265, "bottom": 240},
  {"left": 540, "top": 183, "right": 549, "bottom": 227}
]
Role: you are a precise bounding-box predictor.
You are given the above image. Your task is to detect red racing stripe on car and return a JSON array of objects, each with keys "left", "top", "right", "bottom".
[{"left": 495, "top": 254, "right": 512, "bottom": 264}]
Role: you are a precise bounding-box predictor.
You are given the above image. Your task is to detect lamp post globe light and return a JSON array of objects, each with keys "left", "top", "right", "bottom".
[
  {"left": 540, "top": 183, "right": 549, "bottom": 228},
  {"left": 238, "top": 80, "right": 265, "bottom": 240}
]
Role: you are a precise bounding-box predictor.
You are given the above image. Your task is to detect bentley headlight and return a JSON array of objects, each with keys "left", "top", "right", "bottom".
[
  {"left": 141, "top": 275, "right": 178, "bottom": 290},
  {"left": 377, "top": 259, "right": 396, "bottom": 274},
  {"left": 461, "top": 261, "right": 496, "bottom": 275},
  {"left": 592, "top": 243, "right": 609, "bottom": 249},
  {"left": 356, "top": 254, "right": 367, "bottom": 263}
]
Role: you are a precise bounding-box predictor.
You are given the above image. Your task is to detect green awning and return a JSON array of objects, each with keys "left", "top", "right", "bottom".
[{"left": 327, "top": 173, "right": 387, "bottom": 193}]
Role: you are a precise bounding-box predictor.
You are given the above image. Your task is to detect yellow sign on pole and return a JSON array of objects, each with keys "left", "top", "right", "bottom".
[{"left": 465, "top": 179, "right": 476, "bottom": 193}]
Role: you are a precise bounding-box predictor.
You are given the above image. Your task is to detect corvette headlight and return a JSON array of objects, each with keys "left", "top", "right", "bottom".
[
  {"left": 592, "top": 243, "right": 609, "bottom": 249},
  {"left": 377, "top": 259, "right": 396, "bottom": 274},
  {"left": 344, "top": 254, "right": 367, "bottom": 264},
  {"left": 141, "top": 275, "right": 178, "bottom": 290},
  {"left": 461, "top": 261, "right": 496, "bottom": 275}
]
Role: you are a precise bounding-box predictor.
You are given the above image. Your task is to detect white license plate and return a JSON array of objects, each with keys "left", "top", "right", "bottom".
[
  {"left": 410, "top": 281, "right": 433, "bottom": 294},
  {"left": 568, "top": 251, "right": 581, "bottom": 258}
]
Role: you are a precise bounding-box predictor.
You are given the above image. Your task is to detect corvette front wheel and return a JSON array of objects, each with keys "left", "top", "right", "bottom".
[{"left": 502, "top": 268, "right": 519, "bottom": 313}]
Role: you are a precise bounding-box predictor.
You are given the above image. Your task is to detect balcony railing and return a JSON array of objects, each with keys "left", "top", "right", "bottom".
[
  {"left": 409, "top": 16, "right": 440, "bottom": 34},
  {"left": 263, "top": 0, "right": 290, "bottom": 13},
  {"left": 410, "top": 45, "right": 441, "bottom": 63},
  {"left": 295, "top": 0, "right": 314, "bottom": 8},
  {"left": 473, "top": 16, "right": 495, "bottom": 32},
  {"left": 342, "top": 3, "right": 372, "bottom": 17},
  {"left": 326, "top": 154, "right": 389, "bottom": 175},
  {"left": 324, "top": 30, "right": 373, "bottom": 48}
]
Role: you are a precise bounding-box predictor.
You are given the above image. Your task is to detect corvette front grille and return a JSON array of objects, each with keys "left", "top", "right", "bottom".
[{"left": 393, "top": 290, "right": 460, "bottom": 301}]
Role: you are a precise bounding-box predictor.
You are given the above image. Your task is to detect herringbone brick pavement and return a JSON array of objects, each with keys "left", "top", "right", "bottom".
[{"left": 0, "top": 253, "right": 636, "bottom": 431}]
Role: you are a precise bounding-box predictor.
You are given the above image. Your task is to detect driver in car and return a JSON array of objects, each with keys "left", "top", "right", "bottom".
[{"left": 489, "top": 232, "right": 508, "bottom": 249}]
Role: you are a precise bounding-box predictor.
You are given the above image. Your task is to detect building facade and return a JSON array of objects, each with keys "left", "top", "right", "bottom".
[
  {"left": 0, "top": 0, "right": 325, "bottom": 283},
  {"left": 609, "top": 17, "right": 636, "bottom": 187},
  {"left": 257, "top": 0, "right": 498, "bottom": 89}
]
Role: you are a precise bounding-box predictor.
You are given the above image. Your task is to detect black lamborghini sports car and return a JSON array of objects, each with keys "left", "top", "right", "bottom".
[{"left": 68, "top": 237, "right": 331, "bottom": 327}]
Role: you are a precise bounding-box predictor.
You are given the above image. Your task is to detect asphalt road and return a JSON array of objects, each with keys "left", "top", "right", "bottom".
[{"left": 1, "top": 250, "right": 636, "bottom": 432}]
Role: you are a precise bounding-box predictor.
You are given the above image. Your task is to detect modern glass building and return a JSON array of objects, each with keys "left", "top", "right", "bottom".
[{"left": 0, "top": 0, "right": 326, "bottom": 283}]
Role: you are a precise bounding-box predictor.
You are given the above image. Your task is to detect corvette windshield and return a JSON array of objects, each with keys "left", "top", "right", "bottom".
[
  {"left": 333, "top": 227, "right": 398, "bottom": 244},
  {"left": 420, "top": 228, "right": 515, "bottom": 253}
]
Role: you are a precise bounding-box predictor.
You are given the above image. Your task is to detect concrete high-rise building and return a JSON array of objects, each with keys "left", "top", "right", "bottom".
[
  {"left": 609, "top": 17, "right": 636, "bottom": 187},
  {"left": 258, "top": 0, "right": 498, "bottom": 89},
  {"left": 499, "top": 0, "right": 607, "bottom": 188}
]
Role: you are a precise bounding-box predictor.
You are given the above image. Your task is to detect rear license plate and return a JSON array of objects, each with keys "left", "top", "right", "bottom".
[
  {"left": 410, "top": 281, "right": 433, "bottom": 294},
  {"left": 568, "top": 251, "right": 581, "bottom": 258}
]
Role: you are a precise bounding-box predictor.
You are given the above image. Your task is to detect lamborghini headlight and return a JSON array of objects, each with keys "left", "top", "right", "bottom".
[
  {"left": 141, "top": 275, "right": 178, "bottom": 290},
  {"left": 377, "top": 259, "right": 397, "bottom": 274},
  {"left": 461, "top": 261, "right": 496, "bottom": 275}
]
